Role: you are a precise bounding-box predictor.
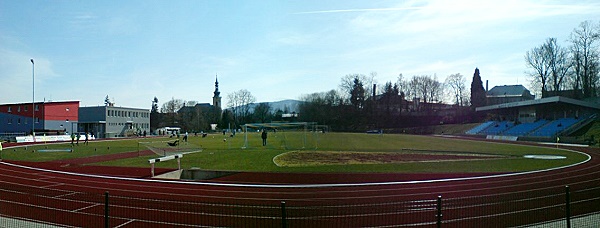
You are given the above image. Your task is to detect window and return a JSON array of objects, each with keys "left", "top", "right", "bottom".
[
  {"left": 35, "top": 117, "right": 40, "bottom": 123},
  {"left": 17, "top": 118, "right": 21, "bottom": 124},
  {"left": 17, "top": 106, "right": 21, "bottom": 112},
  {"left": 7, "top": 118, "right": 12, "bottom": 124},
  {"left": 24, "top": 106, "right": 28, "bottom": 112},
  {"left": 7, "top": 106, "right": 11, "bottom": 112},
  {"left": 34, "top": 105, "right": 39, "bottom": 111}
]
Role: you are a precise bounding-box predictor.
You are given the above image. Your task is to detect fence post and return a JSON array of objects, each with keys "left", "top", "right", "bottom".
[
  {"left": 105, "top": 191, "right": 109, "bottom": 228},
  {"left": 565, "top": 186, "right": 571, "bottom": 228},
  {"left": 281, "top": 201, "right": 287, "bottom": 228},
  {"left": 437, "top": 195, "right": 442, "bottom": 228}
]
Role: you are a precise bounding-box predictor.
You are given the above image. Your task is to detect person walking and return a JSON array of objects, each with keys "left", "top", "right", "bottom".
[
  {"left": 76, "top": 133, "right": 81, "bottom": 145},
  {"left": 70, "top": 133, "right": 75, "bottom": 145},
  {"left": 261, "top": 129, "right": 268, "bottom": 146},
  {"left": 84, "top": 131, "right": 89, "bottom": 145}
]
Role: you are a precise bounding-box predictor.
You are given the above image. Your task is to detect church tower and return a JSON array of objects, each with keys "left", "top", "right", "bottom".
[{"left": 212, "top": 74, "right": 222, "bottom": 109}]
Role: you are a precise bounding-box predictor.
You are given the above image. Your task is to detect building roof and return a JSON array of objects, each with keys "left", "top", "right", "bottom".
[
  {"left": 476, "top": 96, "right": 600, "bottom": 112},
  {"left": 487, "top": 85, "right": 531, "bottom": 97},
  {"left": 0, "top": 100, "right": 80, "bottom": 106},
  {"left": 177, "top": 103, "right": 213, "bottom": 113}
]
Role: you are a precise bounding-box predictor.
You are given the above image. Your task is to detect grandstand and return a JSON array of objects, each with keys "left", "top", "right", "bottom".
[{"left": 468, "top": 96, "right": 600, "bottom": 140}]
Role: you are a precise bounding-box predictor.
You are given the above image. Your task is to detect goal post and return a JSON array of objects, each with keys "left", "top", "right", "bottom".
[{"left": 242, "top": 122, "right": 319, "bottom": 150}]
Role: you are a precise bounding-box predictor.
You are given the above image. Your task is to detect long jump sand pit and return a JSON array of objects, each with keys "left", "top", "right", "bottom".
[{"left": 273, "top": 150, "right": 510, "bottom": 167}]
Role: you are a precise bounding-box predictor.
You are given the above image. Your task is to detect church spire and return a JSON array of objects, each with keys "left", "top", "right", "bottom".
[{"left": 213, "top": 74, "right": 221, "bottom": 109}]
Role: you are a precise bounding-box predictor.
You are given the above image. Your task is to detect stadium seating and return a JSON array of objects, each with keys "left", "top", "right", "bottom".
[
  {"left": 469, "top": 117, "right": 584, "bottom": 138},
  {"left": 480, "top": 121, "right": 514, "bottom": 135},
  {"left": 503, "top": 120, "right": 548, "bottom": 136},
  {"left": 466, "top": 121, "right": 495, "bottom": 135},
  {"left": 529, "top": 118, "right": 579, "bottom": 137}
]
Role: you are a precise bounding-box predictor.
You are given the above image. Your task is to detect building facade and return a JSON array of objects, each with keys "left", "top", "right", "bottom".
[
  {"left": 0, "top": 101, "right": 79, "bottom": 136},
  {"left": 79, "top": 105, "right": 150, "bottom": 138},
  {"left": 486, "top": 85, "right": 535, "bottom": 106}
]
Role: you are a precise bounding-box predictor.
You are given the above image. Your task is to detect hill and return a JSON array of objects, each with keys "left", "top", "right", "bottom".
[{"left": 232, "top": 99, "right": 302, "bottom": 113}]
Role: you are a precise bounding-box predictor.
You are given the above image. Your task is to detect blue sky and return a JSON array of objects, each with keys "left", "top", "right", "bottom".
[{"left": 1, "top": 0, "right": 599, "bottom": 109}]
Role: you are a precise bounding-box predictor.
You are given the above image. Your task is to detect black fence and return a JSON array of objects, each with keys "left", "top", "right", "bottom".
[{"left": 0, "top": 183, "right": 599, "bottom": 228}]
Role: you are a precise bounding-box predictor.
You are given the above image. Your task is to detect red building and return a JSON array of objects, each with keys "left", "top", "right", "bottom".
[{"left": 0, "top": 101, "right": 79, "bottom": 136}]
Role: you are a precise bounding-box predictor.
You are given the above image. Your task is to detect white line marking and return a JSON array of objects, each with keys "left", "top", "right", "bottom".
[{"left": 0, "top": 148, "right": 590, "bottom": 189}]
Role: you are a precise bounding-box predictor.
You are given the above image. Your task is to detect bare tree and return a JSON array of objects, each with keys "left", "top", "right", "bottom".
[
  {"left": 227, "top": 89, "right": 256, "bottom": 125},
  {"left": 445, "top": 73, "right": 467, "bottom": 106},
  {"left": 525, "top": 41, "right": 552, "bottom": 95},
  {"left": 161, "top": 97, "right": 184, "bottom": 126},
  {"left": 396, "top": 73, "right": 410, "bottom": 99},
  {"left": 408, "top": 75, "right": 442, "bottom": 103},
  {"left": 160, "top": 97, "right": 184, "bottom": 113},
  {"left": 546, "top": 38, "right": 571, "bottom": 92},
  {"left": 339, "top": 73, "right": 376, "bottom": 102},
  {"left": 570, "top": 21, "right": 600, "bottom": 98}
]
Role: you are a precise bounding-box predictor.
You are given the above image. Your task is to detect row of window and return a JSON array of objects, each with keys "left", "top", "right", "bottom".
[
  {"left": 5, "top": 105, "right": 40, "bottom": 113},
  {"left": 107, "top": 122, "right": 150, "bottom": 129},
  {"left": 107, "top": 110, "right": 149, "bottom": 118},
  {"left": 6, "top": 118, "right": 40, "bottom": 124}
]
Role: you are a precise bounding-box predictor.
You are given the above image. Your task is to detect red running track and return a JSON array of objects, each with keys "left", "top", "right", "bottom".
[{"left": 0, "top": 138, "right": 598, "bottom": 227}]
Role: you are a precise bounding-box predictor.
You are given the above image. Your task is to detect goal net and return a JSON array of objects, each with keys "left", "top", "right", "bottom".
[
  {"left": 242, "top": 122, "right": 322, "bottom": 150},
  {"left": 139, "top": 139, "right": 203, "bottom": 156}
]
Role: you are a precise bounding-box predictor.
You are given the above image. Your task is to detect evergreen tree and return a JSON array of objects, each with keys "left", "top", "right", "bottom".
[
  {"left": 150, "top": 97, "right": 160, "bottom": 131},
  {"left": 470, "top": 68, "right": 487, "bottom": 108}
]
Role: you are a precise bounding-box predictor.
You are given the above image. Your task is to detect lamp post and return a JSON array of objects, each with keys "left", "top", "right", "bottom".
[{"left": 31, "top": 59, "right": 35, "bottom": 141}]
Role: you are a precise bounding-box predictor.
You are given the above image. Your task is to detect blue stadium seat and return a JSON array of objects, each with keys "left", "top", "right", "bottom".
[
  {"left": 480, "top": 121, "right": 514, "bottom": 135},
  {"left": 503, "top": 120, "right": 548, "bottom": 136},
  {"left": 466, "top": 121, "right": 495, "bottom": 135},
  {"left": 529, "top": 118, "right": 579, "bottom": 137}
]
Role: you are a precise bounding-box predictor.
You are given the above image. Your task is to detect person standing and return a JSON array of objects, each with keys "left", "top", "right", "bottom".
[{"left": 261, "top": 129, "right": 268, "bottom": 146}]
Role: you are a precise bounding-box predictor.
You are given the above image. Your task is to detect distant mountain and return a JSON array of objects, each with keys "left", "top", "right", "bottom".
[
  {"left": 265, "top": 99, "right": 302, "bottom": 113},
  {"left": 228, "top": 99, "right": 302, "bottom": 113}
]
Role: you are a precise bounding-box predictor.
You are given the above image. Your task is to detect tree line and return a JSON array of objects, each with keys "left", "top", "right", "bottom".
[
  {"left": 148, "top": 71, "right": 476, "bottom": 133},
  {"left": 297, "top": 72, "right": 474, "bottom": 132},
  {"left": 149, "top": 91, "right": 292, "bottom": 133}
]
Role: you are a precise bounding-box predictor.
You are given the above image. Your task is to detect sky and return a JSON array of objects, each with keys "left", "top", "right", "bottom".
[{"left": 1, "top": 0, "right": 600, "bottom": 109}]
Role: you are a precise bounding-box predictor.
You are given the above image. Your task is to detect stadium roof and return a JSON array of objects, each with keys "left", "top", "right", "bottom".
[{"left": 476, "top": 96, "right": 600, "bottom": 112}]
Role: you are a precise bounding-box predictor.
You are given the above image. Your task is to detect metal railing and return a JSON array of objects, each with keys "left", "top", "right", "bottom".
[{"left": 1, "top": 184, "right": 598, "bottom": 227}]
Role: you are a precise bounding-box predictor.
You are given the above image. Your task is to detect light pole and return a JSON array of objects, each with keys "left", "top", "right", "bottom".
[{"left": 30, "top": 59, "right": 35, "bottom": 141}]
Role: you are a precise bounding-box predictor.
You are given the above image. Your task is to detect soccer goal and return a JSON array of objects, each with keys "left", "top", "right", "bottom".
[
  {"left": 139, "top": 139, "right": 203, "bottom": 156},
  {"left": 242, "top": 122, "right": 322, "bottom": 150}
]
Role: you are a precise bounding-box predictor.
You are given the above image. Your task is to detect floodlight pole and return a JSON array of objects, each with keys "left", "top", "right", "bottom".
[{"left": 31, "top": 59, "right": 35, "bottom": 141}]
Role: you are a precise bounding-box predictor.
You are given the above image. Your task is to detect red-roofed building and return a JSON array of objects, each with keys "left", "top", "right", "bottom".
[{"left": 0, "top": 101, "right": 79, "bottom": 136}]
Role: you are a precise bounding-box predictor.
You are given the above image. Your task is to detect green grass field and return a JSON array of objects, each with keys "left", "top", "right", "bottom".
[{"left": 1, "top": 132, "right": 588, "bottom": 173}]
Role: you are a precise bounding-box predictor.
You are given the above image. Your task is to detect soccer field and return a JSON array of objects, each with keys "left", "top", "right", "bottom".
[{"left": 1, "top": 132, "right": 587, "bottom": 173}]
